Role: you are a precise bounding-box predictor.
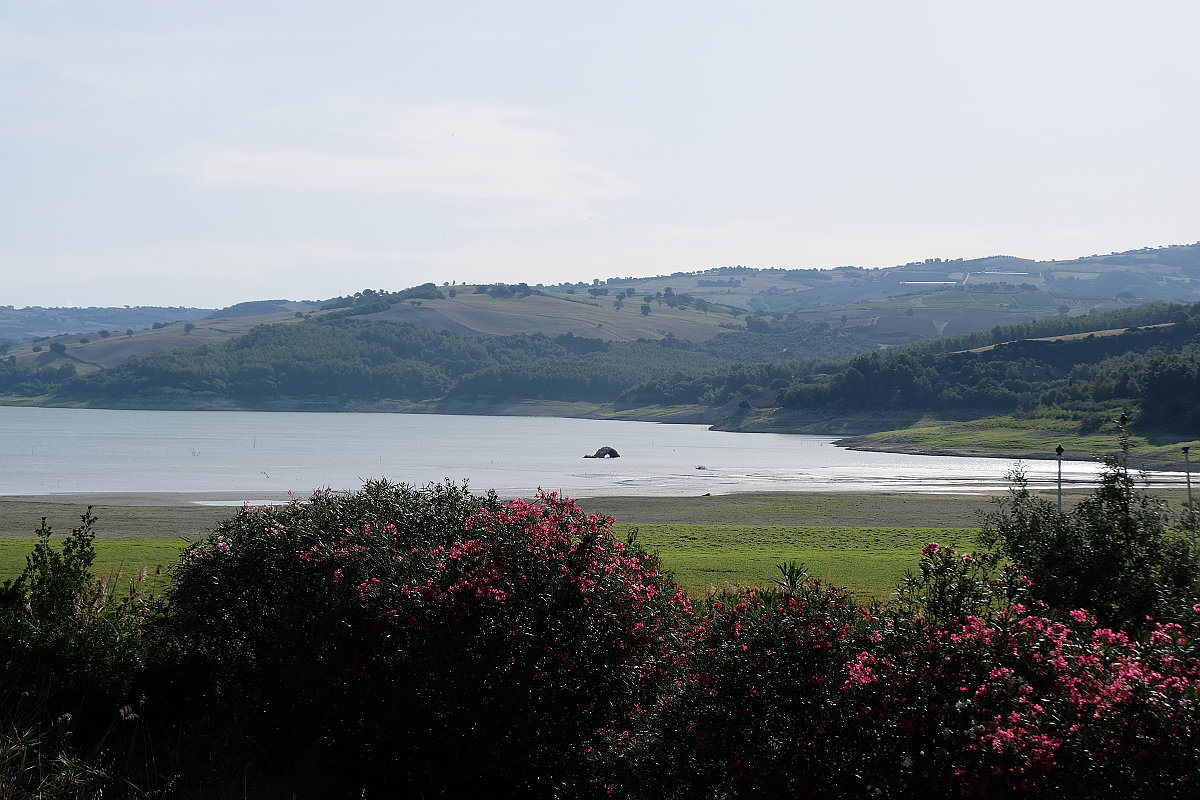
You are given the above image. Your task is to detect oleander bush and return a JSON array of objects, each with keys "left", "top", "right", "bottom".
[
  {"left": 609, "top": 562, "right": 868, "bottom": 797},
  {"left": 842, "top": 545, "right": 1200, "bottom": 798},
  {"left": 616, "top": 543, "right": 1200, "bottom": 799},
  {"left": 2, "top": 475, "right": 1199, "bottom": 798},
  {"left": 160, "top": 480, "right": 696, "bottom": 798}
]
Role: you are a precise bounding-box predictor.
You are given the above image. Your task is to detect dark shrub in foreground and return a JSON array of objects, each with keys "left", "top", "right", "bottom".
[
  {"left": 160, "top": 480, "right": 695, "bottom": 797},
  {"left": 5, "top": 474, "right": 1199, "bottom": 798},
  {"left": 980, "top": 458, "right": 1200, "bottom": 631},
  {"left": 613, "top": 563, "right": 868, "bottom": 797},
  {"left": 618, "top": 544, "right": 1200, "bottom": 799},
  {"left": 0, "top": 511, "right": 151, "bottom": 797}
]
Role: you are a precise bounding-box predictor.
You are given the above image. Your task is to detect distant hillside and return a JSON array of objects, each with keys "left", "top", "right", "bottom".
[
  {"left": 766, "top": 302, "right": 1200, "bottom": 432},
  {"left": 4, "top": 240, "right": 1198, "bottom": 350},
  {"left": 0, "top": 276, "right": 878, "bottom": 411},
  {"left": 3, "top": 240, "right": 1200, "bottom": 434},
  {"left": 0, "top": 305, "right": 215, "bottom": 343},
  {"left": 207, "top": 299, "right": 319, "bottom": 319}
]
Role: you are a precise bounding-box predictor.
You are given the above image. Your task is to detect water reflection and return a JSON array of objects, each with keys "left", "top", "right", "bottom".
[{"left": 0, "top": 406, "right": 1186, "bottom": 498}]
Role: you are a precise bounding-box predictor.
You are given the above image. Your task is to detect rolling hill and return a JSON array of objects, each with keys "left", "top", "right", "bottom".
[{"left": 2, "top": 241, "right": 1200, "bottom": 466}]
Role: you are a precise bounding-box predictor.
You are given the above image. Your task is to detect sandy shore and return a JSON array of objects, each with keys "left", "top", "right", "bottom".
[
  {"left": 0, "top": 492, "right": 303, "bottom": 541},
  {"left": 0, "top": 491, "right": 304, "bottom": 507},
  {"left": 0, "top": 488, "right": 1047, "bottom": 541}
]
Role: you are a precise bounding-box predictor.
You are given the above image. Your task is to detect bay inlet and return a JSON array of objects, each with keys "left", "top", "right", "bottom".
[{"left": 0, "top": 406, "right": 1161, "bottom": 500}]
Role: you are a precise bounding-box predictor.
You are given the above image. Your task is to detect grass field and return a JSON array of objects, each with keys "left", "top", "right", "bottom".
[
  {"left": 0, "top": 490, "right": 993, "bottom": 604},
  {"left": 0, "top": 525, "right": 974, "bottom": 604},
  {"left": 615, "top": 523, "right": 977, "bottom": 601},
  {"left": 0, "top": 538, "right": 185, "bottom": 596},
  {"left": 844, "top": 413, "right": 1200, "bottom": 471}
]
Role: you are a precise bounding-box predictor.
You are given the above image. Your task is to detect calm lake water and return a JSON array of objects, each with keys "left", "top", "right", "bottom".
[{"left": 0, "top": 406, "right": 1160, "bottom": 499}]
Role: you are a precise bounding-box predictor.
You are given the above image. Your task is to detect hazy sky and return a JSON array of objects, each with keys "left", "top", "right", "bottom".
[{"left": 3, "top": 1, "right": 1198, "bottom": 309}]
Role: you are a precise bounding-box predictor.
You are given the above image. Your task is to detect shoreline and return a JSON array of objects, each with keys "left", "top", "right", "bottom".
[
  {"left": 0, "top": 491, "right": 305, "bottom": 507},
  {"left": 5, "top": 398, "right": 1170, "bottom": 468},
  {"left": 0, "top": 486, "right": 1133, "bottom": 543}
]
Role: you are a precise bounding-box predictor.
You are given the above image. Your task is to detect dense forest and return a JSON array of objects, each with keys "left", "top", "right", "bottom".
[
  {"left": 0, "top": 313, "right": 873, "bottom": 407},
  {"left": 5, "top": 293, "right": 1200, "bottom": 434},
  {"left": 775, "top": 303, "right": 1200, "bottom": 430}
]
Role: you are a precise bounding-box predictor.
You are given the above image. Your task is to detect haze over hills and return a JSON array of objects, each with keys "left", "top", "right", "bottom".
[
  {"left": 3, "top": 241, "right": 1199, "bottom": 345},
  {"left": 3, "top": 240, "right": 1200, "bottom": 468}
]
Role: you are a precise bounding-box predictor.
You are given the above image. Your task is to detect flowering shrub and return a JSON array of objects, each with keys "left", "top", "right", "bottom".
[
  {"left": 161, "top": 480, "right": 694, "bottom": 797},
  {"left": 616, "top": 562, "right": 868, "bottom": 797},
  {"left": 842, "top": 558, "right": 1200, "bottom": 798},
  {"left": 615, "top": 545, "right": 1200, "bottom": 799},
  {"left": 158, "top": 478, "right": 1200, "bottom": 798}
]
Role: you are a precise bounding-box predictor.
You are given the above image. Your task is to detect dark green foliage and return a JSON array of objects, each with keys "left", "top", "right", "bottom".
[
  {"left": 907, "top": 301, "right": 1190, "bottom": 356},
  {"left": 1, "top": 512, "right": 152, "bottom": 798},
  {"left": 3, "top": 513, "right": 96, "bottom": 627},
  {"left": 980, "top": 457, "right": 1200, "bottom": 630},
  {"left": 0, "top": 359, "right": 78, "bottom": 396},
  {"left": 616, "top": 564, "right": 867, "bottom": 798},
  {"left": 319, "top": 284, "right": 445, "bottom": 314},
  {"left": 160, "top": 480, "right": 695, "bottom": 798},
  {"left": 206, "top": 298, "right": 296, "bottom": 318},
  {"left": 5, "top": 479, "right": 1200, "bottom": 797},
  {"left": 777, "top": 302, "right": 1200, "bottom": 429},
  {"left": 1, "top": 510, "right": 150, "bottom": 700},
  {"left": 619, "top": 541, "right": 1200, "bottom": 800},
  {"left": 45, "top": 309, "right": 876, "bottom": 407}
]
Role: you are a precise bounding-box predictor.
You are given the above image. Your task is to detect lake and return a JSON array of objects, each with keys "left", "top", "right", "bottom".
[{"left": 0, "top": 406, "right": 1160, "bottom": 499}]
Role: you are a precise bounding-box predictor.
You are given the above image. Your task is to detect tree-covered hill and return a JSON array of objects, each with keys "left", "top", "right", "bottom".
[
  {"left": 2, "top": 311, "right": 874, "bottom": 410},
  {"left": 555, "top": 241, "right": 1200, "bottom": 329},
  {"left": 4, "top": 240, "right": 1200, "bottom": 428},
  {"left": 771, "top": 302, "right": 1200, "bottom": 432},
  {"left": 0, "top": 304, "right": 216, "bottom": 342},
  {"left": 4, "top": 240, "right": 1199, "bottom": 357}
]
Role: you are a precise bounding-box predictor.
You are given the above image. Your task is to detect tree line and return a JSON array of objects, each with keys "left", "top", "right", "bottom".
[
  {"left": 1, "top": 313, "right": 870, "bottom": 407},
  {"left": 776, "top": 303, "right": 1200, "bottom": 429},
  {"left": 612, "top": 301, "right": 1200, "bottom": 429}
]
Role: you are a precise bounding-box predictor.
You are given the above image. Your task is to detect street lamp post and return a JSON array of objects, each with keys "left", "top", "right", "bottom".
[
  {"left": 1117, "top": 413, "right": 1132, "bottom": 507},
  {"left": 1055, "top": 444, "right": 1064, "bottom": 512},
  {"left": 1184, "top": 446, "right": 1195, "bottom": 546}
]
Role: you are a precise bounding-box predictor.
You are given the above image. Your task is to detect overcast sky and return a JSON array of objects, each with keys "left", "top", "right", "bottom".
[{"left": 3, "top": 1, "right": 1198, "bottom": 309}]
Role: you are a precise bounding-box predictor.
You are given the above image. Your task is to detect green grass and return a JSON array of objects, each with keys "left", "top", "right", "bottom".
[
  {"left": 0, "top": 539, "right": 188, "bottom": 596},
  {"left": 617, "top": 523, "right": 978, "bottom": 602},
  {"left": 1, "top": 524, "right": 978, "bottom": 606},
  {"left": 0, "top": 493, "right": 996, "bottom": 607},
  {"left": 858, "top": 413, "right": 1200, "bottom": 470}
]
